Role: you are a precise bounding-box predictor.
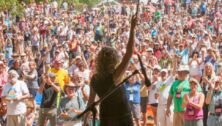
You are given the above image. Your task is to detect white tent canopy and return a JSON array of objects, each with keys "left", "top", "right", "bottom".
[{"left": 95, "top": 0, "right": 121, "bottom": 7}]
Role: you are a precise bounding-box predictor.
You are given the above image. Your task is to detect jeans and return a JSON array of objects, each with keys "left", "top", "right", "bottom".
[{"left": 28, "top": 88, "right": 38, "bottom": 98}]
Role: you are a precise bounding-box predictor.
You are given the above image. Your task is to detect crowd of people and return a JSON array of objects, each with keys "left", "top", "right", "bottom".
[{"left": 0, "top": 0, "right": 222, "bottom": 126}]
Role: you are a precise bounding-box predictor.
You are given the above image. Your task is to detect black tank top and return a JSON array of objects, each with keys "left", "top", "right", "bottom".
[{"left": 91, "top": 74, "right": 131, "bottom": 118}]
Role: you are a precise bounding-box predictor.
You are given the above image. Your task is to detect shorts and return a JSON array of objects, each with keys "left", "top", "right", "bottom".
[
  {"left": 184, "top": 119, "right": 203, "bottom": 126},
  {"left": 140, "top": 97, "right": 148, "bottom": 113},
  {"left": 150, "top": 103, "right": 158, "bottom": 107},
  {"left": 207, "top": 115, "right": 222, "bottom": 126},
  {"left": 7, "top": 114, "right": 25, "bottom": 126},
  {"left": 129, "top": 102, "right": 141, "bottom": 119}
]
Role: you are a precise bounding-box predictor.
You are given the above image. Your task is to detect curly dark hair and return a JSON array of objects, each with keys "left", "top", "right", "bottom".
[{"left": 95, "top": 46, "right": 120, "bottom": 77}]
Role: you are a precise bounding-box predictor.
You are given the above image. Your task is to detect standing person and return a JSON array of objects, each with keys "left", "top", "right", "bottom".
[
  {"left": 175, "top": 43, "right": 189, "bottom": 65},
  {"left": 70, "top": 73, "right": 89, "bottom": 106},
  {"left": 148, "top": 65, "right": 161, "bottom": 125},
  {"left": 85, "top": 13, "right": 137, "bottom": 126},
  {"left": 0, "top": 61, "right": 8, "bottom": 96},
  {"left": 25, "top": 99, "right": 35, "bottom": 126},
  {"left": 166, "top": 63, "right": 190, "bottom": 126},
  {"left": 31, "top": 29, "right": 40, "bottom": 58},
  {"left": 205, "top": 77, "right": 222, "bottom": 126},
  {"left": 166, "top": 54, "right": 202, "bottom": 126},
  {"left": 58, "top": 82, "right": 85, "bottom": 126},
  {"left": 1, "top": 70, "right": 30, "bottom": 126},
  {"left": 38, "top": 72, "right": 61, "bottom": 126},
  {"left": 22, "top": 61, "right": 39, "bottom": 98},
  {"left": 140, "top": 80, "right": 148, "bottom": 126},
  {"left": 182, "top": 78, "right": 205, "bottom": 126},
  {"left": 156, "top": 68, "right": 175, "bottom": 126},
  {"left": 200, "top": 63, "right": 216, "bottom": 126},
  {"left": 48, "top": 59, "right": 69, "bottom": 90},
  {"left": 189, "top": 52, "right": 202, "bottom": 81},
  {"left": 125, "top": 73, "right": 141, "bottom": 126}
]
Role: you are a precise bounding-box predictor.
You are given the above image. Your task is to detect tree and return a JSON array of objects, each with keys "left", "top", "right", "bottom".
[
  {"left": 65, "top": 0, "right": 101, "bottom": 7},
  {"left": 79, "top": 0, "right": 101, "bottom": 7},
  {"left": 0, "top": 0, "right": 24, "bottom": 17}
]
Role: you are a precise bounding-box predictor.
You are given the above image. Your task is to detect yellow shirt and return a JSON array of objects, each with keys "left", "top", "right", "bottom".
[{"left": 48, "top": 68, "right": 69, "bottom": 90}]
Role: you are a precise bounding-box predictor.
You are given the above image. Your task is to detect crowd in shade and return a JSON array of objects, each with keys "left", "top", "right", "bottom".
[{"left": 0, "top": 0, "right": 222, "bottom": 126}]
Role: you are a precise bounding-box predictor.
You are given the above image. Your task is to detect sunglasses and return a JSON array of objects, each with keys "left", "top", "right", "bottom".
[{"left": 67, "top": 87, "right": 75, "bottom": 90}]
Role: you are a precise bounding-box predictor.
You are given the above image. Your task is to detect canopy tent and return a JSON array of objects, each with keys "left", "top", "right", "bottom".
[{"left": 95, "top": 0, "right": 121, "bottom": 7}]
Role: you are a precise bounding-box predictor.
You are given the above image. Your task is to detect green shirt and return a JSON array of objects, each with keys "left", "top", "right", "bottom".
[{"left": 169, "top": 79, "right": 202, "bottom": 112}]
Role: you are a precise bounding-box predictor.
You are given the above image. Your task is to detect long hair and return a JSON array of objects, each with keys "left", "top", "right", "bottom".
[
  {"left": 203, "top": 63, "right": 215, "bottom": 79},
  {"left": 95, "top": 46, "right": 120, "bottom": 78}
]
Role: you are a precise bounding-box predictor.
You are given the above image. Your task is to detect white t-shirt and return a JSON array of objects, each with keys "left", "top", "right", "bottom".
[
  {"left": 148, "top": 78, "right": 160, "bottom": 104},
  {"left": 189, "top": 59, "right": 201, "bottom": 76},
  {"left": 60, "top": 26, "right": 68, "bottom": 36},
  {"left": 2, "top": 80, "right": 29, "bottom": 115},
  {"left": 74, "top": 69, "right": 91, "bottom": 81},
  {"left": 156, "top": 76, "right": 175, "bottom": 105}
]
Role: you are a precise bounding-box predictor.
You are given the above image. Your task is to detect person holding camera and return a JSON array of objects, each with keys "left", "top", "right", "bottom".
[
  {"left": 58, "top": 82, "right": 85, "bottom": 126},
  {"left": 38, "top": 72, "right": 61, "bottom": 126},
  {"left": 2, "top": 70, "right": 29, "bottom": 126},
  {"left": 205, "top": 76, "right": 222, "bottom": 126},
  {"left": 70, "top": 73, "right": 90, "bottom": 105}
]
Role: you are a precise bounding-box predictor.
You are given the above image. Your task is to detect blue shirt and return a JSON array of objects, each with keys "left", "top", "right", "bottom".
[
  {"left": 205, "top": 56, "right": 216, "bottom": 69},
  {"left": 5, "top": 45, "right": 13, "bottom": 59},
  {"left": 151, "top": 29, "right": 157, "bottom": 37},
  {"left": 201, "top": 3, "right": 207, "bottom": 12},
  {"left": 4, "top": 19, "right": 10, "bottom": 27},
  {"left": 125, "top": 81, "right": 141, "bottom": 104},
  {"left": 176, "top": 48, "right": 189, "bottom": 65}
]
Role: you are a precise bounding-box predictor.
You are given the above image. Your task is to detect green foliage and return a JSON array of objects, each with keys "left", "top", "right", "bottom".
[
  {"left": 65, "top": 0, "right": 101, "bottom": 7},
  {"left": 0, "top": 0, "right": 101, "bottom": 17},
  {"left": 0, "top": 0, "right": 24, "bottom": 17}
]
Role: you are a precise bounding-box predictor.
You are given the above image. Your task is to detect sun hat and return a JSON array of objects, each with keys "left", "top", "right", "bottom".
[{"left": 177, "top": 65, "right": 189, "bottom": 73}]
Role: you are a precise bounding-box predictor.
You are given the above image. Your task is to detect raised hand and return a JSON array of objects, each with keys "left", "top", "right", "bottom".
[
  {"left": 131, "top": 0, "right": 139, "bottom": 29},
  {"left": 131, "top": 15, "right": 138, "bottom": 29}
]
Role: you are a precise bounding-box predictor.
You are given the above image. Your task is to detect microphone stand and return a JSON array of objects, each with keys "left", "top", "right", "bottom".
[{"left": 74, "top": 70, "right": 139, "bottom": 126}]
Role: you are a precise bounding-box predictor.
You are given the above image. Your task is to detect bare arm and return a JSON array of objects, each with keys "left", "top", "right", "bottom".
[
  {"left": 87, "top": 85, "right": 96, "bottom": 107},
  {"left": 205, "top": 90, "right": 213, "bottom": 104},
  {"left": 189, "top": 93, "right": 205, "bottom": 110},
  {"left": 83, "top": 85, "right": 96, "bottom": 126},
  {"left": 81, "top": 86, "right": 89, "bottom": 102},
  {"left": 205, "top": 82, "right": 214, "bottom": 104},
  {"left": 81, "top": 51, "right": 89, "bottom": 69},
  {"left": 24, "top": 71, "right": 36, "bottom": 80},
  {"left": 172, "top": 55, "right": 178, "bottom": 76},
  {"left": 113, "top": 14, "right": 138, "bottom": 85},
  {"left": 182, "top": 94, "right": 188, "bottom": 108},
  {"left": 167, "top": 95, "right": 173, "bottom": 110},
  {"left": 19, "top": 93, "right": 30, "bottom": 100},
  {"left": 50, "top": 83, "right": 61, "bottom": 93},
  {"left": 38, "top": 77, "right": 45, "bottom": 93},
  {"left": 166, "top": 95, "right": 173, "bottom": 116}
]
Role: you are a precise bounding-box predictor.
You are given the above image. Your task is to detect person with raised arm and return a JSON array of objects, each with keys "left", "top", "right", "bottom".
[{"left": 84, "top": 7, "right": 138, "bottom": 126}]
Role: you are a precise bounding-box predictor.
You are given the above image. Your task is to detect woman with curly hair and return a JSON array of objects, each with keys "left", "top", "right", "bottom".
[{"left": 85, "top": 14, "right": 138, "bottom": 126}]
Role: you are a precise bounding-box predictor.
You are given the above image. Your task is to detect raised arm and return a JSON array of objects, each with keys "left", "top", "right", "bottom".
[
  {"left": 171, "top": 55, "right": 178, "bottom": 76},
  {"left": 113, "top": 12, "right": 138, "bottom": 85},
  {"left": 205, "top": 81, "right": 215, "bottom": 104}
]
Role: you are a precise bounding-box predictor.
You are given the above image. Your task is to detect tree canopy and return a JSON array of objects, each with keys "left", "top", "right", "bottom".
[{"left": 0, "top": 0, "right": 101, "bottom": 17}]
